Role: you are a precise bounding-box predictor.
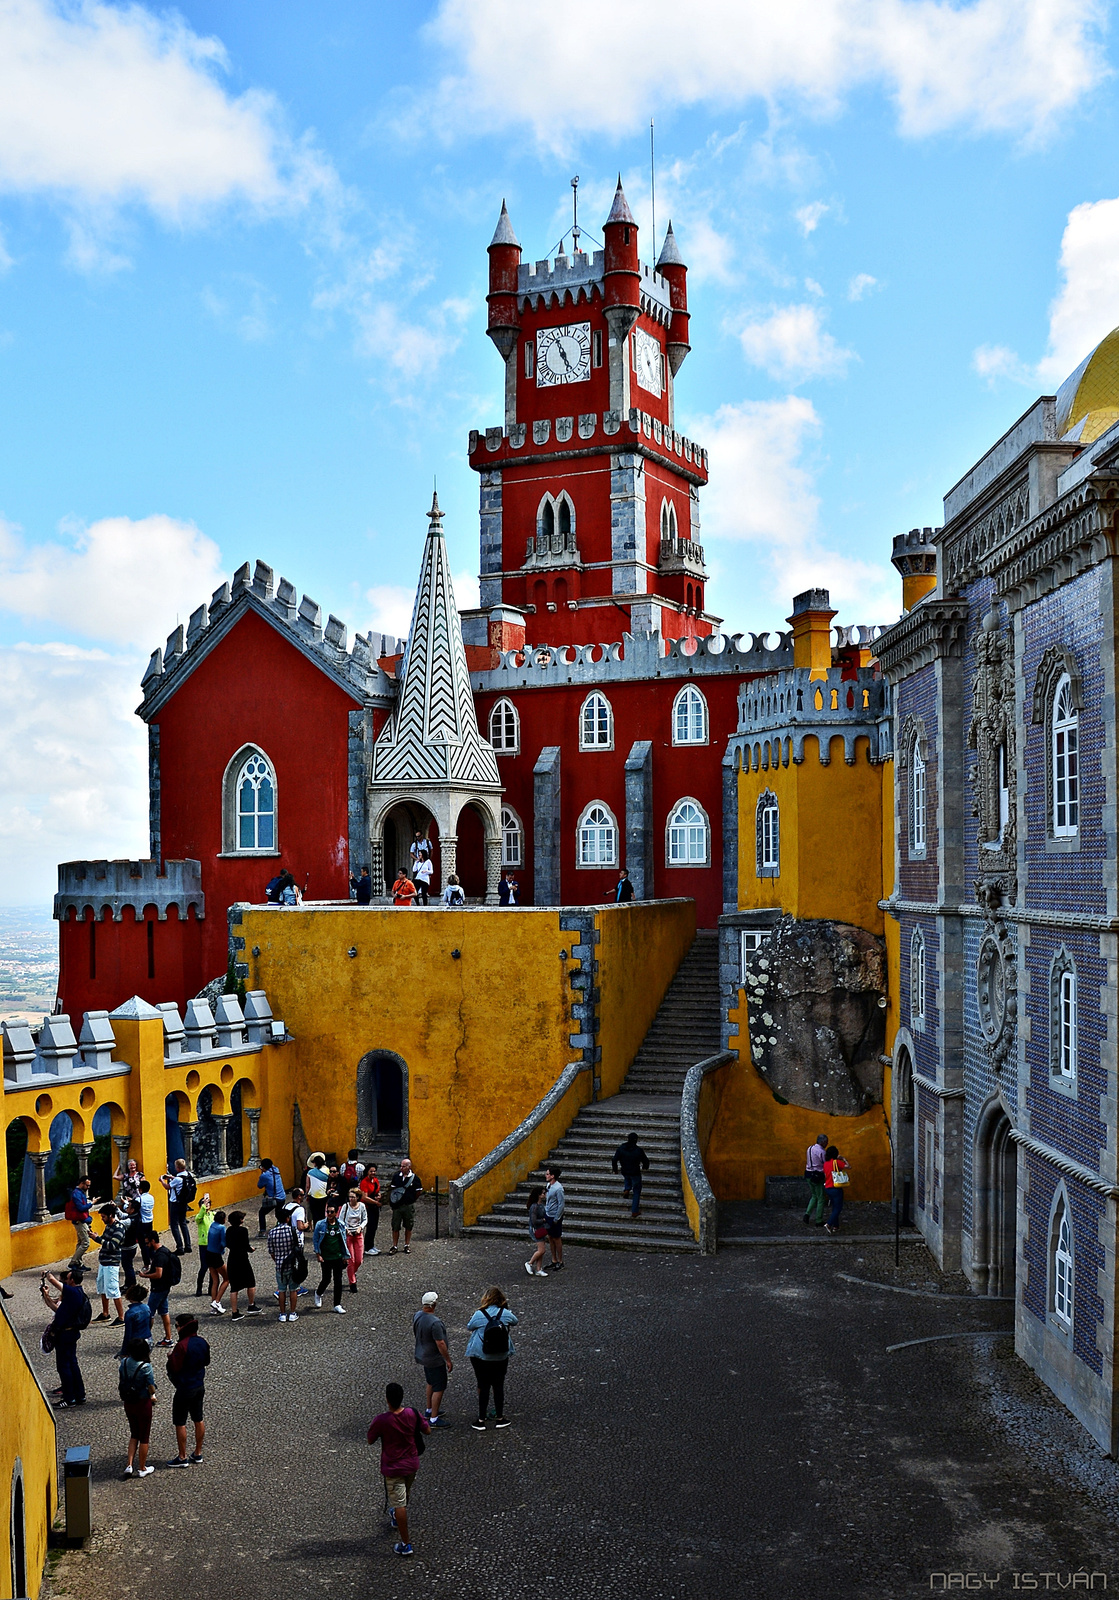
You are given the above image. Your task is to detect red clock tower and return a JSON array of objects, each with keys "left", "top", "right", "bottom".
[{"left": 467, "top": 180, "right": 712, "bottom": 650}]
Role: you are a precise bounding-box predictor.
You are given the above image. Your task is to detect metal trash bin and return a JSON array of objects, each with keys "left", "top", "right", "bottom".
[{"left": 63, "top": 1446, "right": 91, "bottom": 1544}]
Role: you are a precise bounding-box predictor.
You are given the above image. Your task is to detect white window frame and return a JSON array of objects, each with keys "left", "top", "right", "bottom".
[
  {"left": 1052, "top": 952, "right": 1077, "bottom": 1082},
  {"left": 579, "top": 691, "right": 614, "bottom": 751},
  {"left": 500, "top": 805, "right": 523, "bottom": 868},
  {"left": 672, "top": 685, "right": 708, "bottom": 746},
  {"left": 911, "top": 740, "right": 927, "bottom": 855},
  {"left": 756, "top": 792, "right": 779, "bottom": 878},
  {"left": 1052, "top": 674, "right": 1080, "bottom": 837},
  {"left": 221, "top": 744, "right": 279, "bottom": 857},
  {"left": 911, "top": 929, "right": 926, "bottom": 1028},
  {"left": 577, "top": 801, "right": 618, "bottom": 868},
  {"left": 488, "top": 698, "right": 520, "bottom": 755},
  {"left": 997, "top": 741, "right": 1010, "bottom": 842},
  {"left": 1052, "top": 1195, "right": 1074, "bottom": 1329},
  {"left": 739, "top": 928, "right": 768, "bottom": 979},
  {"left": 666, "top": 797, "right": 710, "bottom": 867}
]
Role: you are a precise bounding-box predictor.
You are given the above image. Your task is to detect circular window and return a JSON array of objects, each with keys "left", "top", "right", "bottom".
[{"left": 977, "top": 935, "right": 1007, "bottom": 1043}]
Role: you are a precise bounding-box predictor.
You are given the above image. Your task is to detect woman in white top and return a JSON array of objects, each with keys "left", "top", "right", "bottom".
[
  {"left": 414, "top": 855, "right": 434, "bottom": 906},
  {"left": 340, "top": 1188, "right": 369, "bottom": 1294}
]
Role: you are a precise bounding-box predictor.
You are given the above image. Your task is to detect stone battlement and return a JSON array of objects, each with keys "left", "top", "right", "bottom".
[
  {"left": 470, "top": 627, "right": 795, "bottom": 692},
  {"left": 55, "top": 858, "right": 204, "bottom": 922},
  {"left": 733, "top": 664, "right": 891, "bottom": 765},
  {"left": 469, "top": 408, "right": 708, "bottom": 480},
  {"left": 138, "top": 559, "right": 403, "bottom": 711},
  {"left": 518, "top": 251, "right": 672, "bottom": 321}
]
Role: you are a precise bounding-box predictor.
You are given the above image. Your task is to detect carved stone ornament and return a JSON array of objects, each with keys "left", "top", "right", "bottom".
[
  {"left": 967, "top": 608, "right": 1017, "bottom": 906},
  {"left": 975, "top": 921, "right": 1017, "bottom": 1073}
]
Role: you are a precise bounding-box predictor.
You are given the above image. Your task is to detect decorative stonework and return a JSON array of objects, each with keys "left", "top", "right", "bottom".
[
  {"left": 988, "top": 478, "right": 1119, "bottom": 610},
  {"left": 968, "top": 609, "right": 1017, "bottom": 907},
  {"left": 975, "top": 921, "right": 1017, "bottom": 1074},
  {"left": 875, "top": 599, "right": 970, "bottom": 679},
  {"left": 942, "top": 478, "right": 1030, "bottom": 592}
]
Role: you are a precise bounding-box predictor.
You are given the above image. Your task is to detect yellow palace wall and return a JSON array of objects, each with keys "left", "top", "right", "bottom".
[
  {"left": 0, "top": 1300, "right": 55, "bottom": 1600},
  {"left": 239, "top": 899, "right": 696, "bottom": 1184}
]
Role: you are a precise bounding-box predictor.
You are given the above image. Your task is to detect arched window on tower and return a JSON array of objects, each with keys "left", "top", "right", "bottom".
[
  {"left": 911, "top": 739, "right": 927, "bottom": 855},
  {"left": 1051, "top": 948, "right": 1077, "bottom": 1083},
  {"left": 577, "top": 802, "right": 618, "bottom": 867},
  {"left": 501, "top": 805, "right": 524, "bottom": 868},
  {"left": 666, "top": 798, "right": 709, "bottom": 866},
  {"left": 488, "top": 698, "right": 520, "bottom": 755},
  {"left": 1051, "top": 1192, "right": 1074, "bottom": 1329},
  {"left": 1052, "top": 673, "right": 1079, "bottom": 837},
  {"left": 558, "top": 496, "right": 572, "bottom": 541},
  {"left": 580, "top": 692, "right": 614, "bottom": 750},
  {"left": 910, "top": 929, "right": 926, "bottom": 1027},
  {"left": 541, "top": 501, "right": 555, "bottom": 542},
  {"left": 222, "top": 746, "right": 277, "bottom": 854},
  {"left": 756, "top": 791, "right": 779, "bottom": 878},
  {"left": 673, "top": 685, "right": 708, "bottom": 745}
]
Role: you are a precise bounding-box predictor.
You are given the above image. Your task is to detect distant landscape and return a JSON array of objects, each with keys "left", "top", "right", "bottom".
[{"left": 0, "top": 906, "right": 59, "bottom": 1027}]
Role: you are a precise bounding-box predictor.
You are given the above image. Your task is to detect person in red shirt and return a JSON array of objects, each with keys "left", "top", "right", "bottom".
[
  {"left": 392, "top": 870, "right": 417, "bottom": 908},
  {"left": 823, "top": 1145, "right": 850, "bottom": 1234},
  {"left": 367, "top": 1382, "right": 430, "bottom": 1558},
  {"left": 358, "top": 1166, "right": 382, "bottom": 1255}
]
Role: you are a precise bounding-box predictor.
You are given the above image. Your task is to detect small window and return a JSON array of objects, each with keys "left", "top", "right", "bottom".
[
  {"left": 911, "top": 929, "right": 926, "bottom": 1026},
  {"left": 558, "top": 497, "right": 572, "bottom": 541},
  {"left": 1052, "top": 1197, "right": 1073, "bottom": 1329},
  {"left": 740, "top": 928, "right": 768, "bottom": 978},
  {"left": 1051, "top": 951, "right": 1077, "bottom": 1082},
  {"left": 673, "top": 685, "right": 708, "bottom": 745},
  {"left": 1053, "top": 674, "right": 1079, "bottom": 836},
  {"left": 661, "top": 502, "right": 670, "bottom": 540},
  {"left": 489, "top": 698, "right": 519, "bottom": 754},
  {"left": 578, "top": 802, "right": 618, "bottom": 867},
  {"left": 997, "top": 742, "right": 1010, "bottom": 841},
  {"left": 911, "top": 740, "right": 927, "bottom": 854},
  {"left": 525, "top": 341, "right": 534, "bottom": 379},
  {"left": 667, "top": 798, "right": 709, "bottom": 866},
  {"left": 580, "top": 691, "right": 613, "bottom": 750},
  {"left": 756, "top": 791, "right": 779, "bottom": 878},
  {"left": 237, "top": 752, "right": 275, "bottom": 850},
  {"left": 541, "top": 501, "right": 555, "bottom": 542},
  {"left": 501, "top": 805, "right": 523, "bottom": 868},
  {"left": 592, "top": 329, "right": 602, "bottom": 367}
]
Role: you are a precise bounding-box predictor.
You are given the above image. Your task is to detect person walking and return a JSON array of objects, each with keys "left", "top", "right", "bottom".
[
  {"left": 615, "top": 867, "right": 635, "bottom": 903},
  {"left": 341, "top": 1149, "right": 366, "bottom": 1186},
  {"left": 823, "top": 1145, "right": 850, "bottom": 1234},
  {"left": 256, "top": 1158, "right": 286, "bottom": 1235},
  {"left": 165, "top": 1313, "right": 210, "bottom": 1467},
  {"left": 387, "top": 1158, "right": 422, "bottom": 1254},
  {"left": 413, "top": 1291, "right": 452, "bottom": 1426},
  {"left": 118, "top": 1337, "right": 157, "bottom": 1478},
  {"left": 268, "top": 1209, "right": 302, "bottom": 1322},
  {"left": 804, "top": 1135, "right": 828, "bottom": 1227},
  {"left": 114, "top": 1156, "right": 144, "bottom": 1207},
  {"left": 161, "top": 1159, "right": 194, "bottom": 1255},
  {"left": 193, "top": 1193, "right": 215, "bottom": 1296},
  {"left": 313, "top": 1203, "right": 349, "bottom": 1312},
  {"left": 65, "top": 1176, "right": 96, "bottom": 1270},
  {"left": 305, "top": 1153, "right": 329, "bottom": 1225},
  {"left": 367, "top": 1381, "right": 430, "bottom": 1558},
  {"left": 223, "top": 1211, "right": 259, "bottom": 1319},
  {"left": 524, "top": 1187, "right": 549, "bottom": 1277},
  {"left": 205, "top": 1210, "right": 228, "bottom": 1313},
  {"left": 40, "top": 1266, "right": 89, "bottom": 1408},
  {"left": 359, "top": 1165, "right": 383, "bottom": 1254},
  {"left": 350, "top": 865, "right": 373, "bottom": 904},
  {"left": 441, "top": 873, "right": 465, "bottom": 908},
  {"left": 466, "top": 1286, "right": 517, "bottom": 1431},
  {"left": 392, "top": 867, "right": 417, "bottom": 908},
  {"left": 139, "top": 1229, "right": 179, "bottom": 1346},
  {"left": 94, "top": 1202, "right": 128, "bottom": 1324},
  {"left": 118, "top": 1284, "right": 152, "bottom": 1357},
  {"left": 119, "top": 1197, "right": 143, "bottom": 1290},
  {"left": 611, "top": 1133, "right": 650, "bottom": 1220},
  {"left": 544, "top": 1166, "right": 565, "bottom": 1272},
  {"left": 414, "top": 854, "right": 434, "bottom": 906},
  {"left": 340, "top": 1188, "right": 368, "bottom": 1293}
]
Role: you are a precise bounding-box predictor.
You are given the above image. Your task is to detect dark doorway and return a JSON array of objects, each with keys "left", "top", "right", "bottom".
[
  {"left": 374, "top": 1058, "right": 403, "bottom": 1138},
  {"left": 893, "top": 1046, "right": 915, "bottom": 1203},
  {"left": 356, "top": 1050, "right": 408, "bottom": 1152},
  {"left": 975, "top": 1101, "right": 1017, "bottom": 1297}
]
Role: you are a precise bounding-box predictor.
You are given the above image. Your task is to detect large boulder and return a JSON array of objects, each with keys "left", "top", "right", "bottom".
[{"left": 743, "top": 917, "right": 886, "bottom": 1115}]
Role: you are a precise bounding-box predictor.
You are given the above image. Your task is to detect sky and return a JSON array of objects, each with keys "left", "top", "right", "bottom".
[{"left": 3, "top": 0, "right": 1119, "bottom": 904}]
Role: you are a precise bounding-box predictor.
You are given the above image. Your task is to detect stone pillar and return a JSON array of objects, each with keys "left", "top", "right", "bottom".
[
  {"left": 246, "top": 1107, "right": 262, "bottom": 1167},
  {"left": 179, "top": 1121, "right": 197, "bottom": 1172},
  {"left": 440, "top": 834, "right": 458, "bottom": 890},
  {"left": 72, "top": 1142, "right": 93, "bottom": 1181},
  {"left": 112, "top": 1135, "right": 131, "bottom": 1196},
  {"left": 370, "top": 835, "right": 384, "bottom": 898},
  {"left": 484, "top": 836, "right": 502, "bottom": 905},
  {"left": 533, "top": 746, "right": 562, "bottom": 906},
  {"left": 213, "top": 1116, "right": 232, "bottom": 1175},
  {"left": 624, "top": 739, "right": 653, "bottom": 900},
  {"left": 30, "top": 1152, "right": 51, "bottom": 1224}
]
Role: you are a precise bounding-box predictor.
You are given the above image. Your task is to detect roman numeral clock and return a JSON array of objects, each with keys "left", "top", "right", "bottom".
[{"left": 535, "top": 321, "right": 591, "bottom": 386}]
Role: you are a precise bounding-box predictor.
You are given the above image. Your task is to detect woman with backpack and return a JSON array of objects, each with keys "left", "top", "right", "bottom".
[
  {"left": 40, "top": 1266, "right": 91, "bottom": 1408},
  {"left": 524, "top": 1187, "right": 548, "bottom": 1277},
  {"left": 119, "top": 1336, "right": 157, "bottom": 1477},
  {"left": 823, "top": 1144, "right": 850, "bottom": 1234},
  {"left": 465, "top": 1285, "right": 518, "bottom": 1431}
]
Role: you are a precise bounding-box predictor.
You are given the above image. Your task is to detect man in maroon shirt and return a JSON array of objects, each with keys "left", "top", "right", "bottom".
[{"left": 367, "top": 1381, "right": 430, "bottom": 1557}]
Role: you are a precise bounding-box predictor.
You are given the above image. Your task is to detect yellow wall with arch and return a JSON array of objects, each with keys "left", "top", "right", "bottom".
[{"left": 0, "top": 1300, "right": 55, "bottom": 1600}]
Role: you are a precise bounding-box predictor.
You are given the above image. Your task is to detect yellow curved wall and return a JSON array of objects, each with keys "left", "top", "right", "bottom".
[{"left": 0, "top": 1302, "right": 55, "bottom": 1600}]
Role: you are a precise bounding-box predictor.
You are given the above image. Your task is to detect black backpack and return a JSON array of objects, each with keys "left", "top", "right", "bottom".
[
  {"left": 118, "top": 1361, "right": 150, "bottom": 1403},
  {"left": 481, "top": 1306, "right": 509, "bottom": 1356},
  {"left": 162, "top": 1251, "right": 183, "bottom": 1288},
  {"left": 179, "top": 1172, "right": 197, "bottom": 1205},
  {"left": 265, "top": 874, "right": 284, "bottom": 902},
  {"left": 75, "top": 1293, "right": 94, "bottom": 1330}
]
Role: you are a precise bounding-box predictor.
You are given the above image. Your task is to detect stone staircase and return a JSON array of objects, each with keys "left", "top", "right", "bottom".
[{"left": 465, "top": 932, "right": 722, "bottom": 1253}]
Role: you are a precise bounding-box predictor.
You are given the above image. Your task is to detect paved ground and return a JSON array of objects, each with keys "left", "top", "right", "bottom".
[
  {"left": 719, "top": 1198, "right": 913, "bottom": 1240},
  {"left": 10, "top": 1195, "right": 1119, "bottom": 1600}
]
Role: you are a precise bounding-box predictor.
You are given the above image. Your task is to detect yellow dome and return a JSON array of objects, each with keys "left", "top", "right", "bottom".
[{"left": 1056, "top": 325, "right": 1119, "bottom": 442}]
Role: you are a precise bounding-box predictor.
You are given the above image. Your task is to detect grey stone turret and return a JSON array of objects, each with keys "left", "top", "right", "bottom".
[{"left": 490, "top": 200, "right": 519, "bottom": 248}]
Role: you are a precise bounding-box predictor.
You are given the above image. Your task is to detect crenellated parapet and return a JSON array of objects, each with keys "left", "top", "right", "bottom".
[
  {"left": 729, "top": 663, "right": 891, "bottom": 766},
  {"left": 468, "top": 408, "right": 708, "bottom": 486},
  {"left": 55, "top": 858, "right": 205, "bottom": 923},
  {"left": 470, "top": 626, "right": 794, "bottom": 692},
  {"left": 137, "top": 558, "right": 400, "bottom": 719},
  {"left": 516, "top": 251, "right": 674, "bottom": 324}
]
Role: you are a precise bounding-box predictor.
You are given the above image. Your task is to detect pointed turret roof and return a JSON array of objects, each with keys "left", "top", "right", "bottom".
[
  {"left": 656, "top": 220, "right": 684, "bottom": 268},
  {"left": 489, "top": 200, "right": 520, "bottom": 249},
  {"left": 370, "top": 495, "right": 501, "bottom": 791},
  {"left": 606, "top": 176, "right": 635, "bottom": 226}
]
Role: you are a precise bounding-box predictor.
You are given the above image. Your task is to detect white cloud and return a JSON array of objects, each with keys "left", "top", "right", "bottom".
[
  {"left": 847, "top": 272, "right": 879, "bottom": 300},
  {"left": 426, "top": 0, "right": 1105, "bottom": 146},
  {"left": 686, "top": 397, "right": 898, "bottom": 628},
  {"left": 796, "top": 201, "right": 830, "bottom": 235},
  {"left": 973, "top": 343, "right": 1032, "bottom": 384},
  {"left": 1038, "top": 195, "right": 1119, "bottom": 385},
  {"left": 453, "top": 568, "right": 481, "bottom": 611},
  {"left": 363, "top": 584, "right": 415, "bottom": 642},
  {"left": 0, "top": 514, "right": 226, "bottom": 650},
  {"left": 738, "top": 303, "right": 855, "bottom": 382},
  {"left": 805, "top": 278, "right": 825, "bottom": 297}
]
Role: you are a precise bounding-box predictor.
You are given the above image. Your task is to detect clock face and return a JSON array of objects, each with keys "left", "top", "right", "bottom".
[
  {"left": 536, "top": 322, "right": 592, "bottom": 387},
  {"left": 634, "top": 327, "right": 663, "bottom": 396}
]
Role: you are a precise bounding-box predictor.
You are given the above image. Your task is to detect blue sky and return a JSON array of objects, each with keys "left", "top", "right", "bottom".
[{"left": 2, "top": 0, "right": 1119, "bottom": 903}]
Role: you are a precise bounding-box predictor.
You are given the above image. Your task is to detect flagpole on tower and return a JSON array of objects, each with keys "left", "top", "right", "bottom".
[{"left": 650, "top": 118, "right": 656, "bottom": 266}]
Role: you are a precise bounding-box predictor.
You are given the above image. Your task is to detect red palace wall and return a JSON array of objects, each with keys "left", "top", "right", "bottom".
[{"left": 58, "top": 903, "right": 204, "bottom": 1025}]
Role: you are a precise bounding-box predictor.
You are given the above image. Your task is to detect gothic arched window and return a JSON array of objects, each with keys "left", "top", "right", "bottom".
[
  {"left": 1052, "top": 673, "right": 1079, "bottom": 837},
  {"left": 577, "top": 802, "right": 618, "bottom": 867},
  {"left": 1051, "top": 1193, "right": 1074, "bottom": 1329},
  {"left": 911, "top": 929, "right": 926, "bottom": 1026},
  {"left": 1051, "top": 948, "right": 1077, "bottom": 1082},
  {"left": 501, "top": 805, "right": 523, "bottom": 868},
  {"left": 541, "top": 501, "right": 555, "bottom": 541},
  {"left": 673, "top": 684, "right": 708, "bottom": 745},
  {"left": 756, "top": 790, "right": 779, "bottom": 878},
  {"left": 489, "top": 698, "right": 519, "bottom": 754},
  {"left": 911, "top": 739, "right": 927, "bottom": 854},
  {"left": 580, "top": 692, "right": 613, "bottom": 750},
  {"left": 666, "top": 798, "right": 709, "bottom": 866},
  {"left": 222, "top": 746, "right": 277, "bottom": 854},
  {"left": 557, "top": 496, "right": 572, "bottom": 541}
]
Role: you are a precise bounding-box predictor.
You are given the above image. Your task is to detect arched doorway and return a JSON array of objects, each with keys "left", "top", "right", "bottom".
[
  {"left": 376, "top": 802, "right": 440, "bottom": 899},
  {"left": 10, "top": 1461, "right": 26, "bottom": 1600},
  {"left": 356, "top": 1050, "right": 408, "bottom": 1152},
  {"left": 974, "top": 1099, "right": 1017, "bottom": 1297},
  {"left": 892, "top": 1044, "right": 916, "bottom": 1206}
]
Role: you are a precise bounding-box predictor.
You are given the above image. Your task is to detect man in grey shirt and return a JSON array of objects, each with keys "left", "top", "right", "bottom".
[
  {"left": 545, "top": 1166, "right": 565, "bottom": 1273},
  {"left": 413, "top": 1290, "right": 453, "bottom": 1427}
]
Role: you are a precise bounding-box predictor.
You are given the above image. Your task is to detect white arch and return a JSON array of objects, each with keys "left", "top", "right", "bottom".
[
  {"left": 221, "top": 744, "right": 278, "bottom": 855},
  {"left": 488, "top": 697, "right": 520, "bottom": 754},
  {"left": 501, "top": 803, "right": 524, "bottom": 868},
  {"left": 666, "top": 796, "right": 710, "bottom": 866},
  {"left": 579, "top": 691, "right": 614, "bottom": 750},
  {"left": 577, "top": 800, "right": 618, "bottom": 867},
  {"left": 672, "top": 684, "right": 708, "bottom": 745}
]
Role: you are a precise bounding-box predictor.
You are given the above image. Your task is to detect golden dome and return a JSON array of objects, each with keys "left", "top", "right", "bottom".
[{"left": 1056, "top": 325, "right": 1119, "bottom": 443}]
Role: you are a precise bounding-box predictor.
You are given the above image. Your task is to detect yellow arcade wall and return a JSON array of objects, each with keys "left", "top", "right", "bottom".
[
  {"left": 240, "top": 900, "right": 696, "bottom": 1184},
  {"left": 0, "top": 1299, "right": 55, "bottom": 1600}
]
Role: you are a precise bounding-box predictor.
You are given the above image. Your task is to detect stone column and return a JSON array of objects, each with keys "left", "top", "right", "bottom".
[
  {"left": 213, "top": 1116, "right": 232, "bottom": 1175},
  {"left": 440, "top": 834, "right": 458, "bottom": 890},
  {"left": 246, "top": 1107, "right": 262, "bottom": 1167},
  {"left": 370, "top": 835, "right": 384, "bottom": 898},
  {"left": 484, "top": 836, "right": 501, "bottom": 905},
  {"left": 72, "top": 1142, "right": 93, "bottom": 1181},
  {"left": 179, "top": 1121, "right": 197, "bottom": 1172},
  {"left": 112, "top": 1135, "right": 131, "bottom": 1196},
  {"left": 30, "top": 1152, "right": 51, "bottom": 1224}
]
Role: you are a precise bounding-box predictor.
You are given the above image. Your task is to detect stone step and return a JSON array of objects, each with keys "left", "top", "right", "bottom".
[{"left": 464, "top": 1221, "right": 697, "bottom": 1253}]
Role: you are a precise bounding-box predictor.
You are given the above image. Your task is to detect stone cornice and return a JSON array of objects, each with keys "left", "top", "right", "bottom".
[
  {"left": 985, "top": 475, "right": 1119, "bottom": 610},
  {"left": 873, "top": 599, "right": 970, "bottom": 680}
]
